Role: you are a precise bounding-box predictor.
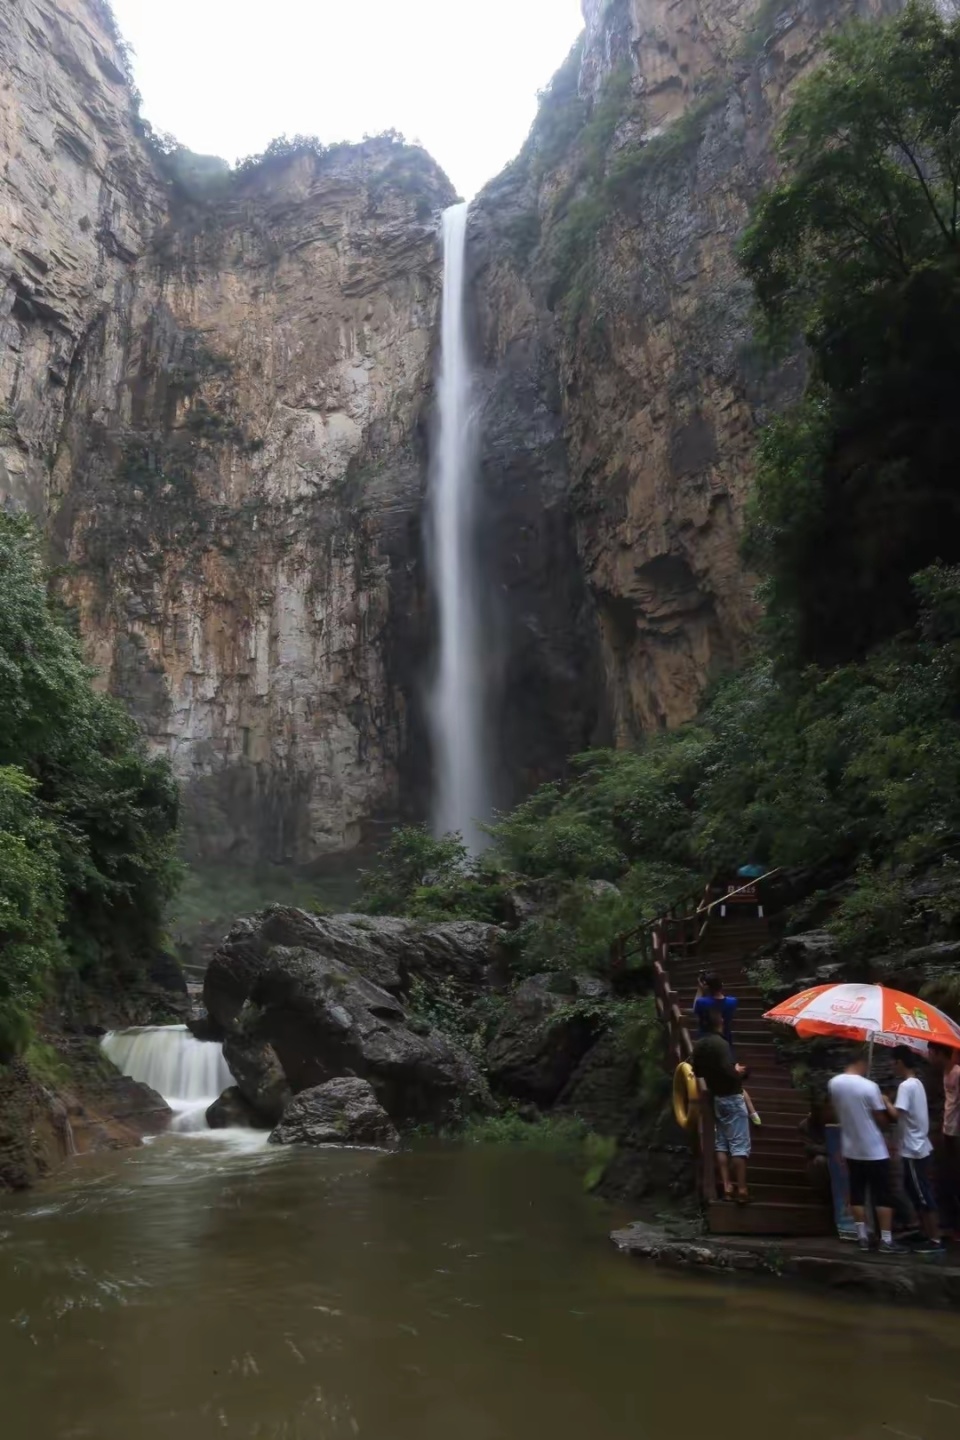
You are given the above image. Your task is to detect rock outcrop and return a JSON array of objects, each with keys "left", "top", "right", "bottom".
[
  {"left": 485, "top": 973, "right": 606, "bottom": 1104},
  {"left": 220, "top": 1031, "right": 291, "bottom": 1126},
  {"left": 473, "top": 0, "right": 900, "bottom": 739},
  {"left": 204, "top": 907, "right": 502, "bottom": 1029},
  {"left": 269, "top": 1076, "right": 399, "bottom": 1149},
  {"left": 209, "top": 908, "right": 496, "bottom": 1126},
  {"left": 206, "top": 1086, "right": 264, "bottom": 1129}
]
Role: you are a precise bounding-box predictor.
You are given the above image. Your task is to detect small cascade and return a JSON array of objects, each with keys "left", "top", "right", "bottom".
[{"left": 102, "top": 1025, "right": 232, "bottom": 1132}]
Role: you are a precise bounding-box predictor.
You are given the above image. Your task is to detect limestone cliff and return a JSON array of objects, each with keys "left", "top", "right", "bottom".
[
  {"left": 0, "top": 0, "right": 604, "bottom": 859},
  {"left": 1, "top": 0, "right": 909, "bottom": 866},
  {"left": 52, "top": 137, "right": 456, "bottom": 863},
  {"left": 473, "top": 0, "right": 899, "bottom": 738}
]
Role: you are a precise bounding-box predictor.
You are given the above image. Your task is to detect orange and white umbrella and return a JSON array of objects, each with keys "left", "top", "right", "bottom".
[{"left": 763, "top": 983, "right": 960, "bottom": 1051}]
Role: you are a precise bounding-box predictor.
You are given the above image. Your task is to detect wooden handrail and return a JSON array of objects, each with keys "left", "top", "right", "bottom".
[
  {"left": 646, "top": 906, "right": 717, "bottom": 1205},
  {"left": 614, "top": 870, "right": 781, "bottom": 1210},
  {"left": 696, "top": 868, "right": 781, "bottom": 914}
]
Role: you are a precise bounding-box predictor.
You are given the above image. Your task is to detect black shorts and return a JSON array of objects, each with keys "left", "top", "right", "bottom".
[
  {"left": 902, "top": 1154, "right": 937, "bottom": 1213},
  {"left": 847, "top": 1157, "right": 892, "bottom": 1209}
]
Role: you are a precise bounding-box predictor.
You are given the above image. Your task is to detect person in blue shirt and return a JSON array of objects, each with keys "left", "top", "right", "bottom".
[
  {"left": 693, "top": 973, "right": 737, "bottom": 1047},
  {"left": 692, "top": 975, "right": 762, "bottom": 1126}
]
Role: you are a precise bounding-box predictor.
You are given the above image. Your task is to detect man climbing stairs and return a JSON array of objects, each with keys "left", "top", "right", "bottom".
[{"left": 669, "top": 915, "right": 833, "bottom": 1237}]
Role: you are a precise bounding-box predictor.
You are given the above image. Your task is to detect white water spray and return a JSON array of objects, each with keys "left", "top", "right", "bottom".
[
  {"left": 102, "top": 1025, "right": 232, "bottom": 1132},
  {"left": 428, "top": 202, "right": 489, "bottom": 851}
]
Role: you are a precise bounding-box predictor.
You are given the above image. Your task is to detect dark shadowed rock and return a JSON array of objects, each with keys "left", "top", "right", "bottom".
[
  {"left": 221, "top": 1024, "right": 291, "bottom": 1126},
  {"left": 485, "top": 974, "right": 604, "bottom": 1105},
  {"left": 210, "top": 909, "right": 495, "bottom": 1127},
  {"left": 206, "top": 1086, "right": 265, "bottom": 1129},
  {"left": 269, "top": 1078, "right": 399, "bottom": 1149},
  {"left": 204, "top": 907, "right": 502, "bottom": 1032},
  {"left": 186, "top": 1008, "right": 224, "bottom": 1043}
]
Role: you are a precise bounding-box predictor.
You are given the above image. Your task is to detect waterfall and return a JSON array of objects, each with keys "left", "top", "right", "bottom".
[
  {"left": 102, "top": 1025, "right": 232, "bottom": 1131},
  {"left": 427, "top": 201, "right": 489, "bottom": 853}
]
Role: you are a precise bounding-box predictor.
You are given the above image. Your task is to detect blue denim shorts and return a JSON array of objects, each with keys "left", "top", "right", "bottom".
[{"left": 714, "top": 1094, "right": 751, "bottom": 1158}]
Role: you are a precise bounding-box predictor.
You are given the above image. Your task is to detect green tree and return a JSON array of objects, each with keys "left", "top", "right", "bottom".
[
  {"left": 358, "top": 825, "right": 471, "bottom": 916},
  {"left": 0, "top": 767, "right": 63, "bottom": 1059},
  {"left": 0, "top": 514, "right": 181, "bottom": 1033},
  {"left": 740, "top": 3, "right": 960, "bottom": 662}
]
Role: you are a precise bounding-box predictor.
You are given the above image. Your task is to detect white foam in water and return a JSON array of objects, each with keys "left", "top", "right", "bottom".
[{"left": 101, "top": 1024, "right": 250, "bottom": 1138}]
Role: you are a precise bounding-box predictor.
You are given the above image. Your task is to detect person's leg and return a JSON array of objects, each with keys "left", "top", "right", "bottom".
[
  {"left": 726, "top": 1095, "right": 752, "bottom": 1201},
  {"left": 847, "top": 1160, "right": 870, "bottom": 1244},
  {"left": 904, "top": 1157, "right": 942, "bottom": 1245},
  {"left": 870, "top": 1161, "right": 902, "bottom": 1251},
  {"left": 714, "top": 1098, "right": 734, "bottom": 1198}
]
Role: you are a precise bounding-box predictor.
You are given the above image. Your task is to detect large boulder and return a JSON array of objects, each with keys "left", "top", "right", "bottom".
[
  {"left": 221, "top": 1026, "right": 291, "bottom": 1125},
  {"left": 208, "top": 909, "right": 495, "bottom": 1128},
  {"left": 485, "top": 973, "right": 607, "bottom": 1105},
  {"left": 269, "top": 1078, "right": 399, "bottom": 1149},
  {"left": 204, "top": 907, "right": 501, "bottom": 1032},
  {"left": 206, "top": 1086, "right": 265, "bottom": 1130}
]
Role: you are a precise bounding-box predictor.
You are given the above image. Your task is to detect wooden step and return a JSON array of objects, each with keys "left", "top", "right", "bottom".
[
  {"left": 747, "top": 1181, "right": 817, "bottom": 1205},
  {"left": 745, "top": 1154, "right": 811, "bottom": 1175},
  {"left": 706, "top": 1201, "right": 833, "bottom": 1237}
]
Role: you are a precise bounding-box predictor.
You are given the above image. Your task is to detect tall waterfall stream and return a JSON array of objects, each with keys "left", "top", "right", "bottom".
[{"left": 428, "top": 202, "right": 490, "bottom": 851}]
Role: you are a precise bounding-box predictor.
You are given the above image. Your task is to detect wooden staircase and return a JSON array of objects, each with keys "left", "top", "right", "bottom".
[
  {"left": 667, "top": 916, "right": 832, "bottom": 1237},
  {"left": 618, "top": 885, "right": 834, "bottom": 1239}
]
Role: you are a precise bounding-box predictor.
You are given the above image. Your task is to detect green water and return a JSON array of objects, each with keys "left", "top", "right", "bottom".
[{"left": 1, "top": 1134, "right": 959, "bottom": 1440}]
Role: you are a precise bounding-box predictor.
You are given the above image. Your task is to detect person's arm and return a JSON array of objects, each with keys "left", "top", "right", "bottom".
[{"left": 876, "top": 1082, "right": 898, "bottom": 1125}]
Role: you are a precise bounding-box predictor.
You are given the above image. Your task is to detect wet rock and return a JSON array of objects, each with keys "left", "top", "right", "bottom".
[
  {"left": 186, "top": 1008, "right": 224, "bottom": 1043},
  {"left": 210, "top": 909, "right": 494, "bottom": 1128},
  {"left": 204, "top": 907, "right": 502, "bottom": 1032},
  {"left": 485, "top": 973, "right": 603, "bottom": 1105},
  {"left": 221, "top": 1024, "right": 291, "bottom": 1126},
  {"left": 780, "top": 931, "right": 840, "bottom": 968},
  {"left": 206, "top": 1087, "right": 264, "bottom": 1130},
  {"left": 269, "top": 1078, "right": 399, "bottom": 1149}
]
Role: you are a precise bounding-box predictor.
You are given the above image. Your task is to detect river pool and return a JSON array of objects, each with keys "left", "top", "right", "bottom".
[{"left": 1, "top": 1133, "right": 959, "bottom": 1440}]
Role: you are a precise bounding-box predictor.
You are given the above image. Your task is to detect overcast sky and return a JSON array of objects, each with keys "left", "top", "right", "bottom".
[{"left": 108, "top": 0, "right": 585, "bottom": 198}]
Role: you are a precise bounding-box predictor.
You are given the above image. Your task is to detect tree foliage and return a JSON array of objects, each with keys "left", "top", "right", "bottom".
[
  {"left": 741, "top": 3, "right": 960, "bottom": 662},
  {"left": 0, "top": 515, "right": 181, "bottom": 1049}
]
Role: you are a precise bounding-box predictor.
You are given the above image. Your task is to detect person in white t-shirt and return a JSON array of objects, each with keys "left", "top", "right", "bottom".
[
  {"left": 828, "top": 1050, "right": 902, "bottom": 1253},
  {"left": 890, "top": 1046, "right": 943, "bottom": 1253}
]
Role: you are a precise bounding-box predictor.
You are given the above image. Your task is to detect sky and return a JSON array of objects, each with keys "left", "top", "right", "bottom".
[{"left": 108, "top": 0, "right": 586, "bottom": 199}]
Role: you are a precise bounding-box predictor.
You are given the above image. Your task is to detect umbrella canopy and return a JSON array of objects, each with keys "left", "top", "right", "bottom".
[{"left": 764, "top": 983, "right": 960, "bottom": 1051}]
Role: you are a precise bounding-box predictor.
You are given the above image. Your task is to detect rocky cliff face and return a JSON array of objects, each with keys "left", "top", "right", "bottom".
[
  {"left": 52, "top": 138, "right": 456, "bottom": 863},
  {"left": 1, "top": 0, "right": 445, "bottom": 863},
  {"left": 474, "top": 0, "right": 899, "bottom": 738},
  {"left": 0, "top": 0, "right": 606, "bottom": 859},
  {"left": 2, "top": 0, "right": 906, "bottom": 865}
]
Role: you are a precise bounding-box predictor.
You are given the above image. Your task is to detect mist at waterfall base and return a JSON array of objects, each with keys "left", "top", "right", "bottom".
[
  {"left": 101, "top": 1025, "right": 246, "bottom": 1139},
  {"left": 427, "top": 203, "right": 492, "bottom": 853}
]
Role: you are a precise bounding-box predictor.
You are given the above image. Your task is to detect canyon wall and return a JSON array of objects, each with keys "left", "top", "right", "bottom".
[
  {"left": 2, "top": 0, "right": 907, "bottom": 862},
  {"left": 474, "top": 0, "right": 900, "bottom": 740},
  {"left": 1, "top": 0, "right": 600, "bottom": 861}
]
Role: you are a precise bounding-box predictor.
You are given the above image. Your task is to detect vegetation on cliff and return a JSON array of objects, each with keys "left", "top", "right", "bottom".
[
  {"left": 365, "top": 7, "right": 960, "bottom": 1017},
  {"left": 741, "top": 1, "right": 960, "bottom": 664},
  {"left": 0, "top": 516, "right": 181, "bottom": 1056}
]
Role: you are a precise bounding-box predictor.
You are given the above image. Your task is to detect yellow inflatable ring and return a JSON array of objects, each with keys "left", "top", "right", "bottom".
[{"left": 672, "top": 1061, "right": 699, "bottom": 1132}]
